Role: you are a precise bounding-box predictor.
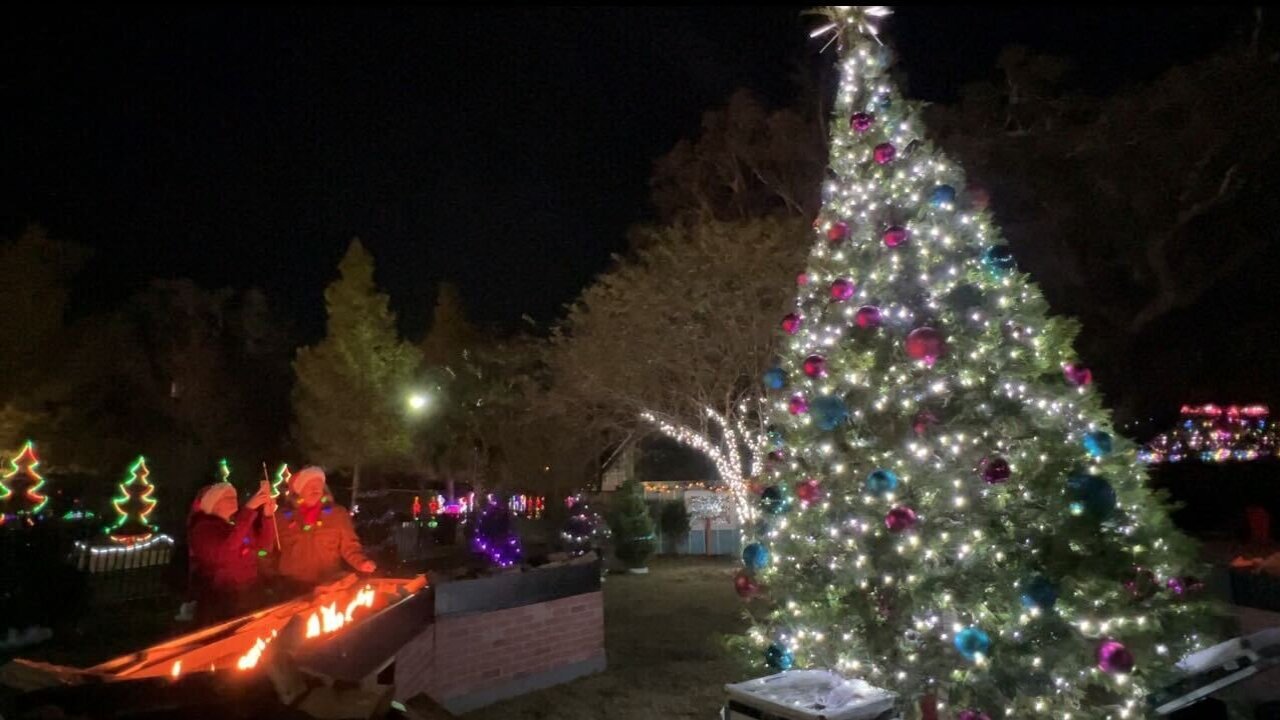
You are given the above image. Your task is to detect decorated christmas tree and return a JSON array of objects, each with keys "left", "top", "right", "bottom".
[
  {"left": 108, "top": 456, "right": 158, "bottom": 542},
  {"left": 607, "top": 479, "right": 655, "bottom": 570},
  {"left": 562, "top": 493, "right": 610, "bottom": 556},
  {"left": 743, "top": 7, "right": 1214, "bottom": 718},
  {"left": 0, "top": 441, "right": 49, "bottom": 520},
  {"left": 217, "top": 458, "right": 232, "bottom": 485},
  {"left": 471, "top": 496, "right": 522, "bottom": 568}
]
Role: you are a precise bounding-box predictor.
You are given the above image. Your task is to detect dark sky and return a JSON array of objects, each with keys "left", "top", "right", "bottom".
[{"left": 1, "top": 6, "right": 1256, "bottom": 339}]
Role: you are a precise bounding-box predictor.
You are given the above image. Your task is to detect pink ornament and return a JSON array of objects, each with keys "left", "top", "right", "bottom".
[
  {"left": 981, "top": 457, "right": 1011, "bottom": 484},
  {"left": 1125, "top": 568, "right": 1158, "bottom": 600},
  {"left": 905, "top": 327, "right": 946, "bottom": 366},
  {"left": 855, "top": 305, "right": 882, "bottom": 329},
  {"left": 883, "top": 225, "right": 909, "bottom": 248},
  {"left": 781, "top": 313, "right": 802, "bottom": 335},
  {"left": 1097, "top": 640, "right": 1135, "bottom": 674},
  {"left": 1167, "top": 576, "right": 1203, "bottom": 596},
  {"left": 788, "top": 394, "right": 809, "bottom": 416},
  {"left": 1063, "top": 362, "right": 1093, "bottom": 387},
  {"left": 827, "top": 222, "right": 849, "bottom": 243},
  {"left": 803, "top": 355, "right": 827, "bottom": 378},
  {"left": 795, "top": 478, "right": 822, "bottom": 504},
  {"left": 957, "top": 711, "right": 992, "bottom": 720},
  {"left": 873, "top": 143, "right": 896, "bottom": 165},
  {"left": 830, "top": 278, "right": 856, "bottom": 301},
  {"left": 885, "top": 506, "right": 917, "bottom": 533},
  {"left": 797, "top": 273, "right": 809, "bottom": 286},
  {"left": 851, "top": 112, "right": 873, "bottom": 132}
]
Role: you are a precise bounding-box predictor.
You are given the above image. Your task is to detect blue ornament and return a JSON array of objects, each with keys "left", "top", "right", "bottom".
[
  {"left": 981, "top": 245, "right": 1016, "bottom": 272},
  {"left": 929, "top": 185, "right": 956, "bottom": 208},
  {"left": 742, "top": 542, "right": 769, "bottom": 571},
  {"left": 1083, "top": 431, "right": 1113, "bottom": 458},
  {"left": 765, "top": 643, "right": 794, "bottom": 670},
  {"left": 1020, "top": 575, "right": 1058, "bottom": 611},
  {"left": 811, "top": 395, "right": 849, "bottom": 431},
  {"left": 760, "top": 486, "right": 789, "bottom": 515},
  {"left": 763, "top": 367, "right": 787, "bottom": 390},
  {"left": 954, "top": 626, "right": 991, "bottom": 661},
  {"left": 1067, "top": 473, "right": 1117, "bottom": 520},
  {"left": 767, "top": 426, "right": 785, "bottom": 449},
  {"left": 866, "top": 469, "right": 900, "bottom": 495}
]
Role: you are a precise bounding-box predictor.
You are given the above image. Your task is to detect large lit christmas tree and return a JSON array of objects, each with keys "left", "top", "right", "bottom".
[
  {"left": 743, "top": 7, "right": 1215, "bottom": 718},
  {"left": 0, "top": 441, "right": 49, "bottom": 520}
]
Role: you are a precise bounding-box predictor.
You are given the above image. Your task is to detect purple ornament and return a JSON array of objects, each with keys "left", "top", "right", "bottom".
[
  {"left": 883, "top": 226, "right": 909, "bottom": 248},
  {"left": 1125, "top": 568, "right": 1159, "bottom": 600},
  {"left": 781, "top": 313, "right": 802, "bottom": 335},
  {"left": 803, "top": 355, "right": 827, "bottom": 378},
  {"left": 788, "top": 394, "right": 809, "bottom": 416},
  {"left": 830, "top": 278, "right": 856, "bottom": 301},
  {"left": 1097, "top": 640, "right": 1135, "bottom": 674},
  {"left": 855, "top": 305, "right": 882, "bottom": 329},
  {"left": 913, "top": 410, "right": 938, "bottom": 436},
  {"left": 1063, "top": 362, "right": 1093, "bottom": 387},
  {"left": 1167, "top": 576, "right": 1203, "bottom": 596},
  {"left": 957, "top": 712, "right": 992, "bottom": 720},
  {"left": 885, "top": 506, "right": 917, "bottom": 533},
  {"left": 851, "top": 112, "right": 873, "bottom": 132},
  {"left": 981, "top": 457, "right": 1011, "bottom": 484},
  {"left": 873, "top": 143, "right": 896, "bottom": 165}
]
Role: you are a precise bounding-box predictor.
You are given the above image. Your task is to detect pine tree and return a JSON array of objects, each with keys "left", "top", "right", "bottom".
[
  {"left": 608, "top": 479, "right": 655, "bottom": 569},
  {"left": 562, "top": 493, "right": 610, "bottom": 556},
  {"left": 293, "top": 239, "right": 420, "bottom": 506},
  {"left": 108, "top": 456, "right": 158, "bottom": 541},
  {"left": 0, "top": 441, "right": 48, "bottom": 519},
  {"left": 744, "top": 8, "right": 1214, "bottom": 718}
]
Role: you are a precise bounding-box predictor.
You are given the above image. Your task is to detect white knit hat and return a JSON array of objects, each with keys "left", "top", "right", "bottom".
[
  {"left": 197, "top": 482, "right": 236, "bottom": 515},
  {"left": 289, "top": 466, "right": 326, "bottom": 497}
]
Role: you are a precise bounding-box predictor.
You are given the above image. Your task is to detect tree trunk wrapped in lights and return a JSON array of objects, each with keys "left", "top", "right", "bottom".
[{"left": 740, "top": 7, "right": 1215, "bottom": 719}]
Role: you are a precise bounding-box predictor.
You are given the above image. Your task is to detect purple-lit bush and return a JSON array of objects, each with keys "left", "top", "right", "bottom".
[{"left": 470, "top": 496, "right": 522, "bottom": 567}]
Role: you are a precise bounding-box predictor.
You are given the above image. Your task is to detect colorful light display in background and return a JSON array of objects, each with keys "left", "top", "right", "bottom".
[
  {"left": 407, "top": 492, "right": 545, "bottom": 519},
  {"left": 1139, "top": 404, "right": 1275, "bottom": 463},
  {"left": 507, "top": 493, "right": 545, "bottom": 519}
]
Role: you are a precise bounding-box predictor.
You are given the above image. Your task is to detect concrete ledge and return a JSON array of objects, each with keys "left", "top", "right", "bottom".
[{"left": 436, "top": 652, "right": 607, "bottom": 715}]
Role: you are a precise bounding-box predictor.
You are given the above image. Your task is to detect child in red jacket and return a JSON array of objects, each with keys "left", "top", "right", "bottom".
[{"left": 187, "top": 481, "right": 274, "bottom": 624}]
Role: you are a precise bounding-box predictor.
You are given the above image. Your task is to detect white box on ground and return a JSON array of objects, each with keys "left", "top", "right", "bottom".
[{"left": 724, "top": 670, "right": 896, "bottom": 720}]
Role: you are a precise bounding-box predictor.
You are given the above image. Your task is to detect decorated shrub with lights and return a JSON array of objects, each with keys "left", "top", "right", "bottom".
[{"left": 743, "top": 7, "right": 1214, "bottom": 718}]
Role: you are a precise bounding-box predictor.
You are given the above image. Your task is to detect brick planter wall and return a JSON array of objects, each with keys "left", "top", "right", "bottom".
[{"left": 392, "top": 562, "right": 606, "bottom": 714}]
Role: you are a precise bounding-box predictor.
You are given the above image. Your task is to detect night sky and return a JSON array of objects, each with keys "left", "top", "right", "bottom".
[{"left": 1, "top": 7, "right": 1255, "bottom": 339}]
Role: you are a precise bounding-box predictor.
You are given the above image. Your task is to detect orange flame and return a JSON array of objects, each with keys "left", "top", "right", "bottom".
[
  {"left": 170, "top": 660, "right": 182, "bottom": 679},
  {"left": 304, "top": 585, "right": 376, "bottom": 639},
  {"left": 235, "top": 630, "right": 277, "bottom": 671}
]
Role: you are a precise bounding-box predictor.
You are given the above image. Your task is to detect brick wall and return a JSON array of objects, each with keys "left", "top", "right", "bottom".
[{"left": 394, "top": 590, "right": 605, "bottom": 710}]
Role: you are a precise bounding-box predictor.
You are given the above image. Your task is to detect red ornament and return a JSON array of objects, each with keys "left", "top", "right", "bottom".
[
  {"left": 830, "top": 278, "right": 856, "bottom": 301},
  {"left": 969, "top": 184, "right": 991, "bottom": 211},
  {"left": 827, "top": 222, "right": 849, "bottom": 243},
  {"left": 981, "top": 457, "right": 1011, "bottom": 484},
  {"left": 1063, "top": 362, "right": 1093, "bottom": 387},
  {"left": 803, "top": 355, "right": 827, "bottom": 378},
  {"left": 781, "top": 313, "right": 802, "bottom": 335},
  {"left": 734, "top": 571, "right": 760, "bottom": 599},
  {"left": 788, "top": 394, "right": 809, "bottom": 415},
  {"left": 795, "top": 479, "right": 822, "bottom": 504},
  {"left": 883, "top": 226, "right": 908, "bottom": 248},
  {"left": 853, "top": 305, "right": 882, "bottom": 329},
  {"left": 851, "top": 112, "right": 873, "bottom": 132},
  {"left": 885, "top": 506, "right": 917, "bottom": 533},
  {"left": 905, "top": 327, "right": 946, "bottom": 366},
  {"left": 797, "top": 272, "right": 809, "bottom": 286},
  {"left": 913, "top": 410, "right": 938, "bottom": 436},
  {"left": 873, "top": 143, "right": 896, "bottom": 165}
]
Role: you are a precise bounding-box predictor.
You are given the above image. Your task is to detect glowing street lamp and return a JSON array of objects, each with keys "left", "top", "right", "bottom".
[{"left": 407, "top": 392, "right": 430, "bottom": 413}]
